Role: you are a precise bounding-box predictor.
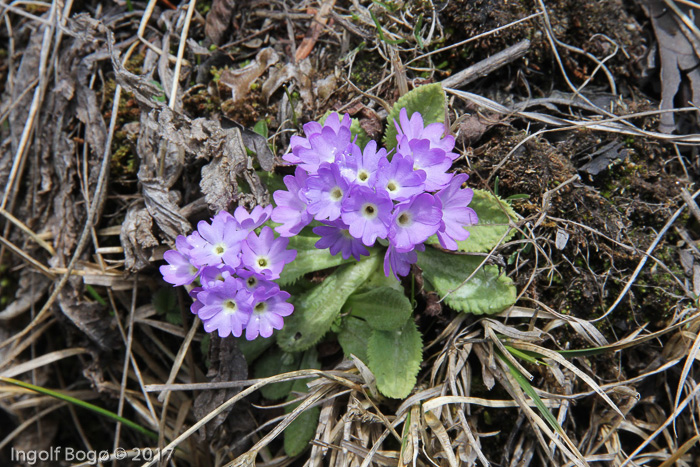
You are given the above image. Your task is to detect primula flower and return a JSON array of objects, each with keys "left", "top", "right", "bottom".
[
  {"left": 189, "top": 287, "right": 204, "bottom": 315},
  {"left": 234, "top": 205, "right": 272, "bottom": 231},
  {"left": 285, "top": 114, "right": 349, "bottom": 164},
  {"left": 384, "top": 244, "right": 424, "bottom": 281},
  {"left": 196, "top": 277, "right": 253, "bottom": 338},
  {"left": 395, "top": 108, "right": 459, "bottom": 159},
  {"left": 341, "top": 186, "right": 393, "bottom": 246},
  {"left": 376, "top": 153, "right": 426, "bottom": 201},
  {"left": 338, "top": 140, "right": 386, "bottom": 187},
  {"left": 272, "top": 167, "right": 314, "bottom": 237},
  {"left": 188, "top": 215, "right": 247, "bottom": 268},
  {"left": 241, "top": 226, "right": 297, "bottom": 279},
  {"left": 435, "top": 173, "right": 479, "bottom": 250},
  {"left": 287, "top": 113, "right": 353, "bottom": 173},
  {"left": 313, "top": 219, "right": 370, "bottom": 260},
  {"left": 304, "top": 163, "right": 349, "bottom": 221},
  {"left": 236, "top": 268, "right": 270, "bottom": 292},
  {"left": 397, "top": 137, "right": 453, "bottom": 191},
  {"left": 245, "top": 283, "right": 294, "bottom": 339},
  {"left": 160, "top": 236, "right": 199, "bottom": 286},
  {"left": 161, "top": 207, "right": 297, "bottom": 340},
  {"left": 388, "top": 193, "right": 442, "bottom": 252},
  {"left": 199, "top": 264, "right": 236, "bottom": 289}
]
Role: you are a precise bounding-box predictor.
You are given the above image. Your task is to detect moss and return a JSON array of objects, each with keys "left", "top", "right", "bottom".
[{"left": 350, "top": 52, "right": 385, "bottom": 89}]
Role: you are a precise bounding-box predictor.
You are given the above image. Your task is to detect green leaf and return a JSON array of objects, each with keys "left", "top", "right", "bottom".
[
  {"left": 278, "top": 253, "right": 381, "bottom": 352},
  {"left": 257, "top": 170, "right": 287, "bottom": 195},
  {"left": 458, "top": 189, "right": 517, "bottom": 252},
  {"left": 284, "top": 349, "right": 321, "bottom": 456},
  {"left": 351, "top": 119, "right": 371, "bottom": 150},
  {"left": 253, "top": 348, "right": 300, "bottom": 400},
  {"left": 384, "top": 83, "right": 445, "bottom": 151},
  {"left": 153, "top": 288, "right": 177, "bottom": 315},
  {"left": 368, "top": 319, "right": 422, "bottom": 399},
  {"left": 417, "top": 248, "right": 516, "bottom": 315},
  {"left": 278, "top": 234, "right": 355, "bottom": 286},
  {"left": 337, "top": 316, "right": 372, "bottom": 363},
  {"left": 356, "top": 263, "right": 404, "bottom": 293},
  {"left": 345, "top": 287, "right": 413, "bottom": 331},
  {"left": 253, "top": 119, "right": 269, "bottom": 139},
  {"left": 236, "top": 335, "right": 275, "bottom": 363}
]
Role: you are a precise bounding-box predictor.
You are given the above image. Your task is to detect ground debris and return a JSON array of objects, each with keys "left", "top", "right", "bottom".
[{"left": 194, "top": 336, "right": 248, "bottom": 440}]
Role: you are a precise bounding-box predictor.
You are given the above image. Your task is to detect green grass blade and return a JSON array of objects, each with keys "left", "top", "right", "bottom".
[
  {"left": 504, "top": 345, "right": 549, "bottom": 366},
  {"left": 495, "top": 350, "right": 562, "bottom": 434},
  {"left": 0, "top": 376, "right": 158, "bottom": 440}
]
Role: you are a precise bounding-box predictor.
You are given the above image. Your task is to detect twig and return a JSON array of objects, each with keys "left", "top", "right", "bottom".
[
  {"left": 681, "top": 188, "right": 700, "bottom": 224},
  {"left": 295, "top": 0, "right": 336, "bottom": 62},
  {"left": 441, "top": 39, "right": 531, "bottom": 89},
  {"left": 168, "top": 0, "right": 197, "bottom": 110},
  {"left": 406, "top": 11, "right": 542, "bottom": 66},
  {"left": 0, "top": 207, "right": 55, "bottom": 255},
  {"left": 0, "top": 235, "right": 54, "bottom": 279},
  {"left": 534, "top": 175, "right": 581, "bottom": 228},
  {"left": 136, "top": 0, "right": 187, "bottom": 64}
]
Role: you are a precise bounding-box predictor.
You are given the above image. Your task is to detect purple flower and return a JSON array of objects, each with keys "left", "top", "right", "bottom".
[
  {"left": 341, "top": 186, "right": 393, "bottom": 246},
  {"left": 389, "top": 193, "right": 442, "bottom": 252},
  {"left": 338, "top": 140, "right": 386, "bottom": 187},
  {"left": 287, "top": 113, "right": 353, "bottom": 173},
  {"left": 396, "top": 138, "right": 453, "bottom": 191},
  {"left": 188, "top": 215, "right": 247, "bottom": 268},
  {"left": 245, "top": 283, "right": 294, "bottom": 340},
  {"left": 234, "top": 205, "right": 273, "bottom": 231},
  {"left": 199, "top": 264, "right": 237, "bottom": 289},
  {"left": 272, "top": 167, "right": 314, "bottom": 237},
  {"left": 383, "top": 243, "right": 424, "bottom": 280},
  {"left": 189, "top": 287, "right": 204, "bottom": 315},
  {"left": 160, "top": 236, "right": 200, "bottom": 286},
  {"left": 304, "top": 163, "right": 349, "bottom": 221},
  {"left": 376, "top": 153, "right": 426, "bottom": 201},
  {"left": 435, "top": 174, "right": 479, "bottom": 250},
  {"left": 241, "top": 226, "right": 297, "bottom": 279},
  {"left": 395, "top": 108, "right": 458, "bottom": 160},
  {"left": 196, "top": 277, "right": 253, "bottom": 338},
  {"left": 236, "top": 268, "right": 273, "bottom": 292},
  {"left": 313, "top": 219, "right": 370, "bottom": 260},
  {"left": 284, "top": 121, "right": 323, "bottom": 164}
]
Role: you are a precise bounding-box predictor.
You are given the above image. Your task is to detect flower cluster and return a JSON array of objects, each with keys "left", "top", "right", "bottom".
[
  {"left": 272, "top": 109, "right": 478, "bottom": 279},
  {"left": 159, "top": 207, "right": 297, "bottom": 339}
]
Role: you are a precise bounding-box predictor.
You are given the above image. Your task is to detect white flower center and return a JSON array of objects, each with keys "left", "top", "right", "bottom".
[
  {"left": 330, "top": 186, "right": 344, "bottom": 201},
  {"left": 362, "top": 203, "right": 378, "bottom": 220},
  {"left": 213, "top": 243, "right": 226, "bottom": 256},
  {"left": 257, "top": 256, "right": 270, "bottom": 269},
  {"left": 358, "top": 170, "right": 370, "bottom": 182},
  {"left": 254, "top": 302, "right": 268, "bottom": 314},
  {"left": 223, "top": 299, "right": 237, "bottom": 315},
  {"left": 397, "top": 211, "right": 412, "bottom": 227},
  {"left": 386, "top": 180, "right": 399, "bottom": 193}
]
